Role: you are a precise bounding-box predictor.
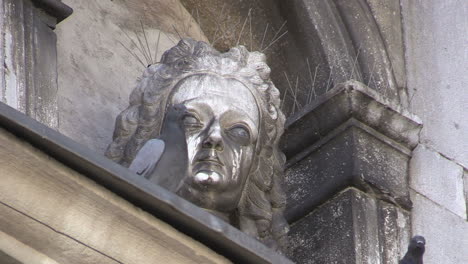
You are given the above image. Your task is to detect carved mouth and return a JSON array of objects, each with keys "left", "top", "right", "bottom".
[
  {"left": 195, "top": 152, "right": 224, "bottom": 167},
  {"left": 198, "top": 159, "right": 223, "bottom": 167}
]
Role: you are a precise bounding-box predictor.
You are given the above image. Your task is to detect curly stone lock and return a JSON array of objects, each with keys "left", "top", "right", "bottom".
[{"left": 105, "top": 38, "right": 289, "bottom": 251}]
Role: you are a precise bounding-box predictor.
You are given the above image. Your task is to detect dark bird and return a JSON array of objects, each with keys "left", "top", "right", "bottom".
[
  {"left": 400, "top": 235, "right": 426, "bottom": 264},
  {"left": 129, "top": 104, "right": 188, "bottom": 192}
]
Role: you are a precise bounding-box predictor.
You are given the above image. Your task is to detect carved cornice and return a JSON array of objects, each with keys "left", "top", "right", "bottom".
[
  {"left": 31, "top": 0, "right": 73, "bottom": 22},
  {"left": 282, "top": 80, "right": 421, "bottom": 225},
  {"left": 282, "top": 80, "right": 422, "bottom": 159}
]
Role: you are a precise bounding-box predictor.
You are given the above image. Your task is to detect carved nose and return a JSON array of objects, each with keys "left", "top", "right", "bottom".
[{"left": 202, "top": 126, "right": 224, "bottom": 151}]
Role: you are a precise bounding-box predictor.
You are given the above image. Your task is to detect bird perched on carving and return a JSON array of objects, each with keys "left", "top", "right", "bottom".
[
  {"left": 400, "top": 235, "right": 426, "bottom": 264},
  {"left": 129, "top": 104, "right": 188, "bottom": 192}
]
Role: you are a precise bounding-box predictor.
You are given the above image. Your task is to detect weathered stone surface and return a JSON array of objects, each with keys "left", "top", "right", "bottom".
[
  {"left": 410, "top": 145, "right": 466, "bottom": 219},
  {"left": 0, "top": 0, "right": 63, "bottom": 129},
  {"left": 332, "top": 0, "right": 401, "bottom": 102},
  {"left": 279, "top": 0, "right": 361, "bottom": 88},
  {"left": 288, "top": 189, "right": 357, "bottom": 264},
  {"left": 1, "top": 0, "right": 27, "bottom": 113},
  {"left": 411, "top": 191, "right": 468, "bottom": 264},
  {"left": 278, "top": 0, "right": 407, "bottom": 109},
  {"left": 32, "top": 7, "right": 60, "bottom": 128},
  {"left": 402, "top": 0, "right": 468, "bottom": 168},
  {"left": 0, "top": 249, "right": 22, "bottom": 264},
  {"left": 402, "top": 2, "right": 468, "bottom": 264},
  {"left": 288, "top": 188, "right": 410, "bottom": 264},
  {"left": 282, "top": 80, "right": 417, "bottom": 262},
  {"left": 285, "top": 121, "right": 411, "bottom": 222},
  {"left": 285, "top": 123, "right": 354, "bottom": 222},
  {"left": 378, "top": 201, "right": 410, "bottom": 264},
  {"left": 30, "top": 0, "right": 73, "bottom": 23},
  {"left": 282, "top": 81, "right": 421, "bottom": 159},
  {"left": 365, "top": 0, "right": 406, "bottom": 93},
  {"left": 465, "top": 170, "right": 468, "bottom": 220},
  {"left": 56, "top": 0, "right": 205, "bottom": 153}
]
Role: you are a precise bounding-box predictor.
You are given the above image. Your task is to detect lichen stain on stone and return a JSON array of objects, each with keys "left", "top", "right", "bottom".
[
  {"left": 286, "top": 160, "right": 319, "bottom": 201},
  {"left": 331, "top": 204, "right": 343, "bottom": 218},
  {"left": 4, "top": 31, "right": 18, "bottom": 109}
]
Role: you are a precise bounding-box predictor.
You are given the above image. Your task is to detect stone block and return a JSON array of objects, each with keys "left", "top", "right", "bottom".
[
  {"left": 411, "top": 191, "right": 468, "bottom": 264},
  {"left": 402, "top": 0, "right": 468, "bottom": 168},
  {"left": 288, "top": 189, "right": 357, "bottom": 264},
  {"left": 282, "top": 81, "right": 421, "bottom": 159},
  {"left": 365, "top": 0, "right": 405, "bottom": 90},
  {"left": 378, "top": 201, "right": 410, "bottom": 264},
  {"left": 285, "top": 119, "right": 411, "bottom": 222},
  {"left": 288, "top": 188, "right": 410, "bottom": 264},
  {"left": 410, "top": 145, "right": 466, "bottom": 219},
  {"left": 465, "top": 170, "right": 468, "bottom": 220}
]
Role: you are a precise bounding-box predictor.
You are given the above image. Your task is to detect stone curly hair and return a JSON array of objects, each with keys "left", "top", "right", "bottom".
[{"left": 105, "top": 38, "right": 289, "bottom": 250}]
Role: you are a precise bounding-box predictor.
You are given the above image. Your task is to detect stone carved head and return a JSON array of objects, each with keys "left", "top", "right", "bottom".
[{"left": 106, "top": 39, "right": 288, "bottom": 250}]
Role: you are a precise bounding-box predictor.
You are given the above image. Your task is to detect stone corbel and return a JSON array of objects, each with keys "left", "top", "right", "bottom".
[{"left": 282, "top": 80, "right": 422, "bottom": 263}]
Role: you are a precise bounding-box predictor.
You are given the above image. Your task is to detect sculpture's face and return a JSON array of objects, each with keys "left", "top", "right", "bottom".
[{"left": 168, "top": 74, "right": 259, "bottom": 212}]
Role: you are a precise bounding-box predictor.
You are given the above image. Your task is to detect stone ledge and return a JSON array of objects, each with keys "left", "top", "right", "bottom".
[
  {"left": 281, "top": 80, "right": 422, "bottom": 159},
  {"left": 0, "top": 102, "right": 293, "bottom": 264},
  {"left": 410, "top": 145, "right": 467, "bottom": 219},
  {"left": 0, "top": 126, "right": 229, "bottom": 264},
  {"left": 285, "top": 119, "right": 413, "bottom": 222}
]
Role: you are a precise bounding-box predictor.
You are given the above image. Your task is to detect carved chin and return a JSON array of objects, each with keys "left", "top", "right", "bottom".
[
  {"left": 189, "top": 161, "right": 227, "bottom": 190},
  {"left": 193, "top": 170, "right": 222, "bottom": 187}
]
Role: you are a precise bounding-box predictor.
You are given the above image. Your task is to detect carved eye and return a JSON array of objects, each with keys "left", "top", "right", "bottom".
[
  {"left": 226, "top": 125, "right": 251, "bottom": 145},
  {"left": 183, "top": 114, "right": 202, "bottom": 131}
]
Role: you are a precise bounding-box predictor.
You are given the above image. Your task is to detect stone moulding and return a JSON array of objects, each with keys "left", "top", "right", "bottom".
[
  {"left": 283, "top": 81, "right": 421, "bottom": 263},
  {"left": 282, "top": 80, "right": 422, "bottom": 159},
  {"left": 0, "top": 102, "right": 293, "bottom": 264},
  {"left": 282, "top": 80, "right": 422, "bottom": 222},
  {"left": 30, "top": 0, "right": 73, "bottom": 22}
]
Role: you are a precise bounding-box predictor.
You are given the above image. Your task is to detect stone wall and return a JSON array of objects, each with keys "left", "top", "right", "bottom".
[
  {"left": 402, "top": 0, "right": 468, "bottom": 263},
  {"left": 56, "top": 0, "right": 206, "bottom": 153}
]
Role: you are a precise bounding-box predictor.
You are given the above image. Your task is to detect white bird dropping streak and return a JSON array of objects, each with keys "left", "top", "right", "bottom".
[{"left": 194, "top": 171, "right": 221, "bottom": 185}]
